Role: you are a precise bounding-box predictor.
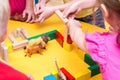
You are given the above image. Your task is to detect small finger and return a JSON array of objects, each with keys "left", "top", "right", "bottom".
[
  {"left": 22, "top": 11, "right": 26, "bottom": 18},
  {"left": 26, "top": 14, "right": 32, "bottom": 23}
]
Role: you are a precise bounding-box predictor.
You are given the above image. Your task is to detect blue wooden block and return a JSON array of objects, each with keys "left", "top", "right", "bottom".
[{"left": 44, "top": 74, "right": 57, "bottom": 80}]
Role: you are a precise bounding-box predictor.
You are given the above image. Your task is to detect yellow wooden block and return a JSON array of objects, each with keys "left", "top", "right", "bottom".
[
  {"left": 76, "top": 49, "right": 86, "bottom": 60},
  {"left": 51, "top": 70, "right": 58, "bottom": 79},
  {"left": 89, "top": 74, "right": 102, "bottom": 80},
  {"left": 63, "top": 42, "right": 72, "bottom": 51},
  {"left": 5, "top": 42, "right": 13, "bottom": 53},
  {"left": 74, "top": 69, "right": 91, "bottom": 80},
  {"left": 71, "top": 43, "right": 85, "bottom": 60}
]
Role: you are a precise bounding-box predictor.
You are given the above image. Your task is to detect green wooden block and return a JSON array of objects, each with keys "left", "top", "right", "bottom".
[
  {"left": 27, "top": 30, "right": 57, "bottom": 40},
  {"left": 88, "top": 64, "right": 100, "bottom": 77},
  {"left": 84, "top": 53, "right": 97, "bottom": 66},
  {"left": 46, "top": 30, "right": 57, "bottom": 40}
]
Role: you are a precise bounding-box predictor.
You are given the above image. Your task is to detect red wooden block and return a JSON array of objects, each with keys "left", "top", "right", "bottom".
[
  {"left": 55, "top": 32, "right": 64, "bottom": 47},
  {"left": 67, "top": 35, "right": 72, "bottom": 44},
  {"left": 60, "top": 67, "right": 75, "bottom": 80}
]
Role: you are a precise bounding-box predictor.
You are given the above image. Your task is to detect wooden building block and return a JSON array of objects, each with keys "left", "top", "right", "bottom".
[
  {"left": 0, "top": 42, "right": 8, "bottom": 62},
  {"left": 12, "top": 40, "right": 28, "bottom": 50},
  {"left": 67, "top": 35, "right": 72, "bottom": 44},
  {"left": 12, "top": 28, "right": 22, "bottom": 38},
  {"left": 46, "top": 30, "right": 57, "bottom": 40},
  {"left": 76, "top": 49, "right": 86, "bottom": 60},
  {"left": 51, "top": 70, "right": 58, "bottom": 79},
  {"left": 84, "top": 53, "right": 97, "bottom": 66},
  {"left": 55, "top": 32, "right": 64, "bottom": 47},
  {"left": 55, "top": 10, "right": 69, "bottom": 44},
  {"left": 8, "top": 34, "right": 18, "bottom": 43},
  {"left": 28, "top": 30, "right": 57, "bottom": 40},
  {"left": 44, "top": 74, "right": 57, "bottom": 80},
  {"left": 88, "top": 64, "right": 100, "bottom": 77},
  {"left": 5, "top": 42, "right": 13, "bottom": 53},
  {"left": 2, "top": 46, "right": 8, "bottom": 62},
  {"left": 12, "top": 29, "right": 19, "bottom": 38},
  {"left": 20, "top": 28, "right": 30, "bottom": 39},
  {"left": 74, "top": 69, "right": 91, "bottom": 80},
  {"left": 63, "top": 42, "right": 72, "bottom": 51},
  {"left": 60, "top": 67, "right": 75, "bottom": 80}
]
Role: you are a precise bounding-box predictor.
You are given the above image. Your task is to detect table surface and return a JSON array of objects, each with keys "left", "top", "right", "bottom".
[{"left": 5, "top": 14, "right": 106, "bottom": 80}]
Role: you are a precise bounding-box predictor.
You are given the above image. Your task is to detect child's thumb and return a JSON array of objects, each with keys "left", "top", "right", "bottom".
[{"left": 22, "top": 12, "right": 26, "bottom": 18}]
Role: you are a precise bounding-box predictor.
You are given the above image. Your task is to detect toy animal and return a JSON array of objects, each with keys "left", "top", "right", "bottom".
[
  {"left": 24, "top": 34, "right": 50, "bottom": 57},
  {"left": 24, "top": 43, "right": 43, "bottom": 57}
]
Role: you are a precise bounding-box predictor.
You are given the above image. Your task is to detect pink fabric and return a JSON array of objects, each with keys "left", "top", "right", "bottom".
[
  {"left": 0, "top": 61, "right": 29, "bottom": 80},
  {"left": 85, "top": 32, "right": 120, "bottom": 80},
  {"left": 9, "top": 0, "right": 26, "bottom": 16}
]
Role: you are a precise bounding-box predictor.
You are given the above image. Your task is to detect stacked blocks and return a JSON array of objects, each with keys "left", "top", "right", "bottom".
[
  {"left": 84, "top": 53, "right": 100, "bottom": 77},
  {"left": 6, "top": 30, "right": 72, "bottom": 55},
  {"left": 55, "top": 32, "right": 72, "bottom": 51},
  {"left": 8, "top": 28, "right": 30, "bottom": 50},
  {"left": 6, "top": 29, "right": 100, "bottom": 79},
  {"left": 27, "top": 30, "right": 72, "bottom": 51},
  {"left": 63, "top": 35, "right": 73, "bottom": 51}
]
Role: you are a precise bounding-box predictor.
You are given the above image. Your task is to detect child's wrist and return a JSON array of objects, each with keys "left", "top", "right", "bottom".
[{"left": 25, "top": 6, "right": 33, "bottom": 10}]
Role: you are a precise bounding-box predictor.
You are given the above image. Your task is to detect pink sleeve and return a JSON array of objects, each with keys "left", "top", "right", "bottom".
[
  {"left": 9, "top": 0, "right": 26, "bottom": 16},
  {"left": 0, "top": 61, "right": 29, "bottom": 80},
  {"left": 85, "top": 32, "right": 107, "bottom": 65}
]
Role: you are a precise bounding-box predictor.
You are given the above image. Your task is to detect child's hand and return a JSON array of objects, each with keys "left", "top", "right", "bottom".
[
  {"left": 34, "top": 2, "right": 45, "bottom": 13},
  {"left": 23, "top": 8, "right": 35, "bottom": 23},
  {"left": 35, "top": 7, "right": 55, "bottom": 22},
  {"left": 63, "top": 1, "right": 82, "bottom": 19},
  {"left": 67, "top": 19, "right": 82, "bottom": 38}
]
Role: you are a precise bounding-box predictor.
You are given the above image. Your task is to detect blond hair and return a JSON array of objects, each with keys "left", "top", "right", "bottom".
[{"left": 0, "top": 0, "right": 9, "bottom": 42}]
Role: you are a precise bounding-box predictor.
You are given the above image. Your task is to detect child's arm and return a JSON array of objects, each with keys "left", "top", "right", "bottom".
[
  {"left": 39, "top": 0, "right": 49, "bottom": 7},
  {"left": 63, "top": 0, "right": 100, "bottom": 18},
  {"left": 23, "top": 0, "right": 35, "bottom": 23},
  {"left": 67, "top": 19, "right": 88, "bottom": 52}
]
